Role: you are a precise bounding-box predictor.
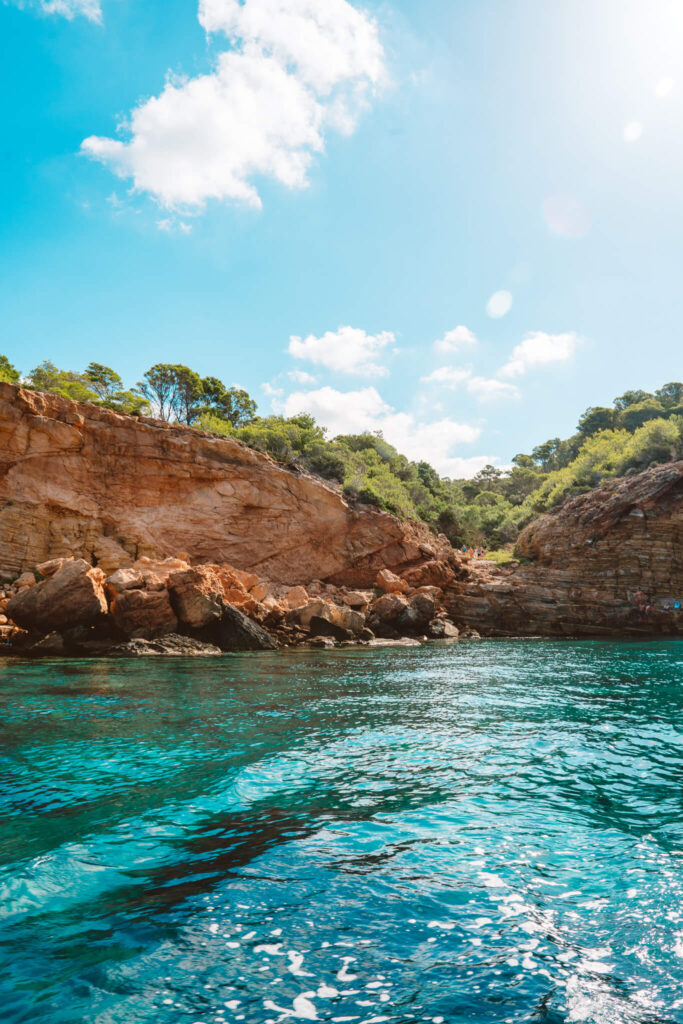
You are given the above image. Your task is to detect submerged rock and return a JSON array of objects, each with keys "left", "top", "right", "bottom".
[{"left": 108, "top": 634, "right": 223, "bottom": 657}]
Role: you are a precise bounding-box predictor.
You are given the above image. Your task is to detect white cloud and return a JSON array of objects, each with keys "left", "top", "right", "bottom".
[
  {"left": 467, "top": 376, "right": 520, "bottom": 400},
  {"left": 288, "top": 325, "right": 396, "bottom": 376},
  {"left": 498, "top": 331, "right": 581, "bottom": 378},
  {"left": 39, "top": 0, "right": 101, "bottom": 20},
  {"left": 82, "top": 0, "right": 384, "bottom": 209},
  {"left": 288, "top": 369, "right": 317, "bottom": 385},
  {"left": 262, "top": 381, "right": 284, "bottom": 397},
  {"left": 420, "top": 366, "right": 519, "bottom": 402},
  {"left": 281, "top": 385, "right": 487, "bottom": 477},
  {"left": 420, "top": 366, "right": 471, "bottom": 389},
  {"left": 486, "top": 290, "right": 513, "bottom": 319},
  {"left": 198, "top": 0, "right": 385, "bottom": 97},
  {"left": 434, "top": 325, "right": 477, "bottom": 354}
]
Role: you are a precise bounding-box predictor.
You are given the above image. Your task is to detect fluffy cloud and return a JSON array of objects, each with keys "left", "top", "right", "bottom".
[
  {"left": 434, "top": 325, "right": 478, "bottom": 354},
  {"left": 82, "top": 0, "right": 384, "bottom": 209},
  {"left": 280, "top": 385, "right": 489, "bottom": 477},
  {"left": 420, "top": 366, "right": 519, "bottom": 401},
  {"left": 420, "top": 366, "right": 471, "bottom": 388},
  {"left": 499, "top": 331, "right": 581, "bottom": 378},
  {"left": 288, "top": 369, "right": 317, "bottom": 385},
  {"left": 466, "top": 376, "right": 520, "bottom": 400},
  {"left": 288, "top": 326, "right": 396, "bottom": 376},
  {"left": 198, "top": 0, "right": 385, "bottom": 97}
]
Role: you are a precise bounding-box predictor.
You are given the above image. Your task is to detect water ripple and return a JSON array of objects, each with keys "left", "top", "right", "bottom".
[{"left": 0, "top": 640, "right": 681, "bottom": 1023}]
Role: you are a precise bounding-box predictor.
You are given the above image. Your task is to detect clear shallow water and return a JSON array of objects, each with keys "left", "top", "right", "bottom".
[{"left": 0, "top": 640, "right": 682, "bottom": 1024}]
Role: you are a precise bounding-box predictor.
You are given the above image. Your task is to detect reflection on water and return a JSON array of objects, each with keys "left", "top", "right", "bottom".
[{"left": 0, "top": 640, "right": 682, "bottom": 1023}]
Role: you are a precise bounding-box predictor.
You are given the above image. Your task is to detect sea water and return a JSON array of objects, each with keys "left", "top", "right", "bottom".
[{"left": 0, "top": 640, "right": 681, "bottom": 1023}]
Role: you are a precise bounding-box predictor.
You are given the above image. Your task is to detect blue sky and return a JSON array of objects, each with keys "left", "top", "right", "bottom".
[{"left": 1, "top": 0, "right": 682, "bottom": 475}]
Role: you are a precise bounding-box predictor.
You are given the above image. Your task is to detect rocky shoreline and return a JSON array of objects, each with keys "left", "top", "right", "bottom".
[
  {"left": 0, "top": 554, "right": 474, "bottom": 658},
  {"left": 1, "top": 384, "right": 681, "bottom": 648}
]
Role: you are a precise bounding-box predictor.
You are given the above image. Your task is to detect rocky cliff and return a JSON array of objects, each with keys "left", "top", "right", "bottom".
[
  {"left": 448, "top": 461, "right": 683, "bottom": 636},
  {"left": 0, "top": 383, "right": 451, "bottom": 586}
]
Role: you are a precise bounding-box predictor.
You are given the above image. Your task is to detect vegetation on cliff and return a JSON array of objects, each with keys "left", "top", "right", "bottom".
[{"left": 3, "top": 352, "right": 682, "bottom": 548}]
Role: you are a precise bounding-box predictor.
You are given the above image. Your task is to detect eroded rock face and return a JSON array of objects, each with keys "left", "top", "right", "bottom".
[
  {"left": 447, "top": 462, "right": 683, "bottom": 637},
  {"left": 0, "top": 384, "right": 453, "bottom": 586},
  {"left": 109, "top": 587, "right": 178, "bottom": 639},
  {"left": 7, "top": 558, "right": 107, "bottom": 634}
]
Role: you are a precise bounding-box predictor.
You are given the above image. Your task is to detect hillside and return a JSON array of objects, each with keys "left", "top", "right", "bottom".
[{"left": 1, "top": 353, "right": 682, "bottom": 549}]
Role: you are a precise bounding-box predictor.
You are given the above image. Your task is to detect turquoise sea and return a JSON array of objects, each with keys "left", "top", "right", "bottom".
[{"left": 0, "top": 640, "right": 682, "bottom": 1024}]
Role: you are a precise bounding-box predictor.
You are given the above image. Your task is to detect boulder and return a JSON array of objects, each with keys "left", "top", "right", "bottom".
[
  {"left": 369, "top": 592, "right": 409, "bottom": 622},
  {"left": 168, "top": 565, "right": 225, "bottom": 629},
  {"left": 105, "top": 568, "right": 146, "bottom": 596},
  {"left": 397, "top": 592, "right": 438, "bottom": 634},
  {"left": 332, "top": 605, "right": 366, "bottom": 635},
  {"left": 7, "top": 559, "right": 107, "bottom": 634},
  {"left": 250, "top": 580, "right": 272, "bottom": 603},
  {"left": 309, "top": 636, "right": 336, "bottom": 649},
  {"left": 427, "top": 619, "right": 459, "bottom": 639},
  {"left": 291, "top": 599, "right": 336, "bottom": 628},
  {"left": 309, "top": 615, "right": 354, "bottom": 642},
  {"left": 366, "top": 592, "right": 409, "bottom": 638},
  {"left": 342, "top": 590, "right": 373, "bottom": 609},
  {"left": 35, "top": 558, "right": 66, "bottom": 579},
  {"left": 201, "top": 604, "right": 278, "bottom": 652},
  {"left": 109, "top": 587, "right": 178, "bottom": 638},
  {"left": 376, "top": 569, "right": 409, "bottom": 595},
  {"left": 402, "top": 560, "right": 456, "bottom": 590},
  {"left": 15, "top": 572, "right": 36, "bottom": 589},
  {"left": 284, "top": 586, "right": 309, "bottom": 609}
]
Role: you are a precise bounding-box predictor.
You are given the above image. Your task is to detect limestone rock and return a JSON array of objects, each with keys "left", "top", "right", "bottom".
[
  {"left": 427, "top": 619, "right": 459, "bottom": 639},
  {"left": 369, "top": 592, "right": 409, "bottom": 622},
  {"left": 105, "top": 568, "right": 146, "bottom": 595},
  {"left": 403, "top": 560, "right": 457, "bottom": 590},
  {"left": 7, "top": 558, "right": 107, "bottom": 634},
  {"left": 367, "top": 592, "right": 409, "bottom": 638},
  {"left": 397, "top": 592, "right": 438, "bottom": 634},
  {"left": 201, "top": 605, "right": 277, "bottom": 652},
  {"left": 109, "top": 587, "right": 178, "bottom": 639},
  {"left": 168, "top": 566, "right": 224, "bottom": 629},
  {"left": 341, "top": 589, "right": 373, "bottom": 608},
  {"left": 376, "top": 569, "right": 409, "bottom": 595},
  {"left": 284, "top": 586, "right": 309, "bottom": 609},
  {"left": 36, "top": 558, "right": 66, "bottom": 578},
  {"left": 309, "top": 615, "right": 353, "bottom": 642}
]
